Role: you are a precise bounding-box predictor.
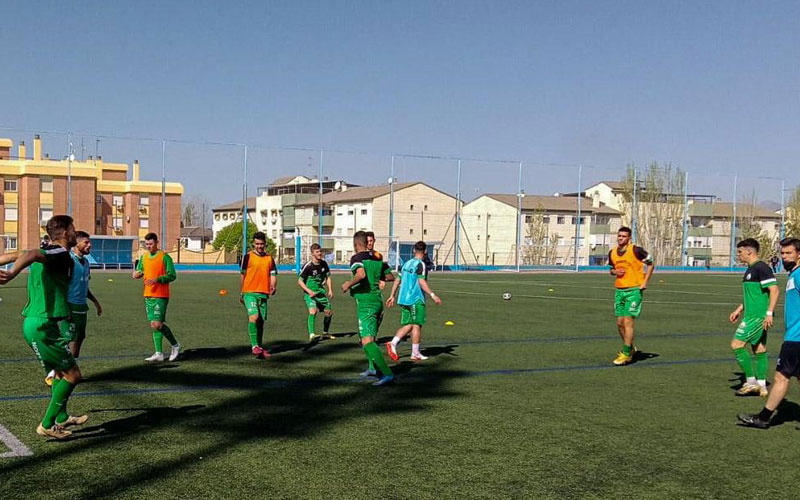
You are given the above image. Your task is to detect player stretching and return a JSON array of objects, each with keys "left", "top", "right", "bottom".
[
  {"left": 240, "top": 232, "right": 277, "bottom": 358},
  {"left": 385, "top": 241, "right": 442, "bottom": 362},
  {"left": 133, "top": 232, "right": 180, "bottom": 363},
  {"left": 298, "top": 243, "right": 333, "bottom": 341},
  {"left": 608, "top": 226, "right": 654, "bottom": 366},
  {"left": 738, "top": 238, "right": 800, "bottom": 427},
  {"left": 729, "top": 238, "right": 778, "bottom": 397},
  {"left": 0, "top": 215, "right": 88, "bottom": 439},
  {"left": 341, "top": 231, "right": 394, "bottom": 386},
  {"left": 45, "top": 231, "right": 103, "bottom": 386}
]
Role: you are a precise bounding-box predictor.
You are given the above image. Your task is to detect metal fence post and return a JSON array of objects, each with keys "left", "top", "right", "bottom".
[
  {"left": 681, "top": 171, "right": 689, "bottom": 267},
  {"left": 242, "top": 144, "right": 248, "bottom": 253},
  {"left": 781, "top": 178, "right": 786, "bottom": 240},
  {"left": 632, "top": 168, "right": 638, "bottom": 244},
  {"left": 161, "top": 140, "right": 166, "bottom": 245},
  {"left": 730, "top": 174, "right": 738, "bottom": 269},
  {"left": 389, "top": 155, "right": 395, "bottom": 251},
  {"left": 516, "top": 161, "right": 523, "bottom": 272},
  {"left": 574, "top": 165, "right": 582, "bottom": 271},
  {"left": 318, "top": 149, "right": 324, "bottom": 247},
  {"left": 454, "top": 159, "right": 462, "bottom": 269}
]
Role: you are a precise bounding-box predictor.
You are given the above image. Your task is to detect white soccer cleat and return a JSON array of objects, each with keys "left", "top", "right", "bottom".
[
  {"left": 169, "top": 343, "right": 181, "bottom": 362},
  {"left": 145, "top": 352, "right": 165, "bottom": 363},
  {"left": 410, "top": 353, "right": 429, "bottom": 362}
]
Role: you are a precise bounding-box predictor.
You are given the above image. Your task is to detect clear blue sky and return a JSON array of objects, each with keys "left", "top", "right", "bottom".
[{"left": 2, "top": 1, "right": 798, "bottom": 204}]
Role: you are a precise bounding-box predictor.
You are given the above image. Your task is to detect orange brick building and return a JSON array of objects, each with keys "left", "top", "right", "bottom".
[{"left": 0, "top": 135, "right": 183, "bottom": 255}]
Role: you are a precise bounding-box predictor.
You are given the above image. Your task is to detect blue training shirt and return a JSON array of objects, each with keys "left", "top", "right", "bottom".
[
  {"left": 785, "top": 268, "right": 800, "bottom": 342},
  {"left": 67, "top": 252, "right": 91, "bottom": 305},
  {"left": 398, "top": 258, "right": 427, "bottom": 306}
]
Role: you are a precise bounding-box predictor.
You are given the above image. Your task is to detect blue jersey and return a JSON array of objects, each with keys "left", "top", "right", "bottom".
[
  {"left": 398, "top": 258, "right": 427, "bottom": 306},
  {"left": 785, "top": 268, "right": 800, "bottom": 342},
  {"left": 67, "top": 252, "right": 91, "bottom": 305}
]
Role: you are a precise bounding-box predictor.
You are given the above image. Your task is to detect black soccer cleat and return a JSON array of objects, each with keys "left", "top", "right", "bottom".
[{"left": 737, "top": 413, "right": 770, "bottom": 429}]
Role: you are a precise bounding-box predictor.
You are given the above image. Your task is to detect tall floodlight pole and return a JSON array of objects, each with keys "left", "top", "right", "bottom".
[
  {"left": 67, "top": 133, "right": 74, "bottom": 216},
  {"left": 781, "top": 178, "right": 786, "bottom": 240},
  {"left": 242, "top": 144, "right": 248, "bottom": 252},
  {"left": 516, "top": 161, "right": 523, "bottom": 272},
  {"left": 631, "top": 168, "right": 638, "bottom": 244},
  {"left": 681, "top": 171, "right": 689, "bottom": 267},
  {"left": 318, "top": 149, "right": 324, "bottom": 247},
  {"left": 454, "top": 159, "right": 462, "bottom": 269},
  {"left": 161, "top": 141, "right": 167, "bottom": 245},
  {"left": 730, "top": 174, "right": 738, "bottom": 269},
  {"left": 574, "top": 165, "right": 582, "bottom": 272},
  {"left": 389, "top": 156, "right": 396, "bottom": 265}
]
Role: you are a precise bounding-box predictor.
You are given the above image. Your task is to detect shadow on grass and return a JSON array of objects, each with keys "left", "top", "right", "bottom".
[
  {"left": 631, "top": 350, "right": 659, "bottom": 364},
  {"left": 0, "top": 346, "right": 467, "bottom": 499},
  {"left": 768, "top": 400, "right": 800, "bottom": 427}
]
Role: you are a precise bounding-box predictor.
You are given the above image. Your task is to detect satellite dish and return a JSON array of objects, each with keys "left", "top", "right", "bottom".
[{"left": 334, "top": 181, "right": 342, "bottom": 190}]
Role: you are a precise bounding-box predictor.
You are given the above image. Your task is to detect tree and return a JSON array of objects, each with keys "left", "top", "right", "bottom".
[
  {"left": 786, "top": 186, "right": 800, "bottom": 238},
  {"left": 521, "top": 203, "right": 560, "bottom": 266},
  {"left": 617, "top": 163, "right": 686, "bottom": 266},
  {"left": 182, "top": 195, "right": 212, "bottom": 228},
  {"left": 212, "top": 221, "right": 275, "bottom": 256},
  {"left": 738, "top": 192, "right": 778, "bottom": 261}
]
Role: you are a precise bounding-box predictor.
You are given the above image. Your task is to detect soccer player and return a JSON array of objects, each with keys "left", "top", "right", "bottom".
[
  {"left": 385, "top": 241, "right": 442, "bottom": 362},
  {"left": 728, "top": 238, "right": 778, "bottom": 397},
  {"left": 45, "top": 231, "right": 103, "bottom": 386},
  {"left": 0, "top": 215, "right": 89, "bottom": 439},
  {"left": 240, "top": 231, "right": 277, "bottom": 358},
  {"left": 341, "top": 230, "right": 394, "bottom": 386},
  {"left": 297, "top": 243, "right": 333, "bottom": 341},
  {"left": 608, "top": 226, "right": 655, "bottom": 366},
  {"left": 132, "top": 232, "right": 180, "bottom": 363},
  {"left": 365, "top": 230, "right": 394, "bottom": 289},
  {"left": 738, "top": 238, "right": 800, "bottom": 428}
]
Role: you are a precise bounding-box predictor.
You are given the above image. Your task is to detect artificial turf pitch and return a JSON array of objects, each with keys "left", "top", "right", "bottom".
[{"left": 2, "top": 271, "right": 800, "bottom": 499}]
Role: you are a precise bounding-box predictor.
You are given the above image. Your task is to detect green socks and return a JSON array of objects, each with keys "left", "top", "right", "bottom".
[
  {"left": 153, "top": 325, "right": 177, "bottom": 352},
  {"left": 323, "top": 315, "right": 332, "bottom": 334},
  {"left": 622, "top": 344, "right": 632, "bottom": 356},
  {"left": 152, "top": 330, "right": 163, "bottom": 353},
  {"left": 248, "top": 322, "right": 258, "bottom": 348},
  {"left": 307, "top": 314, "right": 316, "bottom": 336},
  {"left": 160, "top": 324, "right": 177, "bottom": 346},
  {"left": 363, "top": 342, "right": 392, "bottom": 377},
  {"left": 256, "top": 321, "right": 264, "bottom": 346},
  {"left": 42, "top": 378, "right": 76, "bottom": 428},
  {"left": 734, "top": 348, "right": 755, "bottom": 379},
  {"left": 755, "top": 352, "right": 768, "bottom": 381}
]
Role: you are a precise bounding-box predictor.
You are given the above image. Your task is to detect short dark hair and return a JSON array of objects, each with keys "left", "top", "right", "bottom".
[
  {"left": 617, "top": 226, "right": 632, "bottom": 236},
  {"left": 353, "top": 230, "right": 367, "bottom": 247},
  {"left": 365, "top": 231, "right": 375, "bottom": 239},
  {"left": 75, "top": 230, "right": 91, "bottom": 240},
  {"left": 737, "top": 238, "right": 760, "bottom": 253},
  {"left": 144, "top": 232, "right": 158, "bottom": 242},
  {"left": 780, "top": 238, "right": 800, "bottom": 252},
  {"left": 310, "top": 243, "right": 321, "bottom": 251},
  {"left": 253, "top": 231, "right": 266, "bottom": 242},
  {"left": 46, "top": 215, "right": 74, "bottom": 239},
  {"left": 414, "top": 241, "right": 427, "bottom": 253}
]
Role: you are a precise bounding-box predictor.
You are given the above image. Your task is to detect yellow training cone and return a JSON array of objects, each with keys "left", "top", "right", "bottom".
[
  {"left": 444, "top": 321, "right": 455, "bottom": 326},
  {"left": 107, "top": 279, "right": 113, "bottom": 282},
  {"left": 548, "top": 288, "right": 555, "bottom": 292}
]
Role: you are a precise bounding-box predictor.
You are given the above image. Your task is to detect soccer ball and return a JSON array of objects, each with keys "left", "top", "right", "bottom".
[{"left": 502, "top": 292, "right": 512, "bottom": 301}]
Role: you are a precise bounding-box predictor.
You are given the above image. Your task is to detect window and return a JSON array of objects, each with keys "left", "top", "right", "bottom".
[
  {"left": 557, "top": 216, "right": 565, "bottom": 225},
  {"left": 477, "top": 234, "right": 481, "bottom": 240},
  {"left": 40, "top": 177, "right": 53, "bottom": 192},
  {"left": 410, "top": 228, "right": 414, "bottom": 235},
  {"left": 360, "top": 209, "right": 367, "bottom": 215},
  {"left": 4, "top": 178, "right": 18, "bottom": 192},
  {"left": 478, "top": 215, "right": 481, "bottom": 220},
  {"left": 139, "top": 219, "right": 149, "bottom": 229},
  {"left": 8, "top": 236, "right": 17, "bottom": 250},
  {"left": 223, "top": 213, "right": 229, "bottom": 221},
  {"left": 96, "top": 218, "right": 102, "bottom": 227},
  {"left": 139, "top": 196, "right": 149, "bottom": 206},
  {"left": 215, "top": 214, "right": 220, "bottom": 221},
  {"left": 347, "top": 210, "right": 354, "bottom": 216},
  {"left": 113, "top": 217, "right": 123, "bottom": 229},
  {"left": 347, "top": 228, "right": 354, "bottom": 236},
  {"left": 487, "top": 234, "right": 491, "bottom": 240},
  {"left": 525, "top": 215, "right": 532, "bottom": 223},
  {"left": 336, "top": 228, "right": 343, "bottom": 236},
  {"left": 96, "top": 194, "right": 102, "bottom": 204},
  {"left": 40, "top": 208, "right": 53, "bottom": 224},
  {"left": 543, "top": 216, "right": 550, "bottom": 224},
  {"left": 423, "top": 229, "right": 427, "bottom": 235},
  {"left": 112, "top": 195, "right": 123, "bottom": 207},
  {"left": 424, "top": 205, "right": 428, "bottom": 211},
  {"left": 336, "top": 250, "right": 342, "bottom": 262},
  {"left": 410, "top": 205, "right": 414, "bottom": 211},
  {"left": 5, "top": 206, "right": 18, "bottom": 221}
]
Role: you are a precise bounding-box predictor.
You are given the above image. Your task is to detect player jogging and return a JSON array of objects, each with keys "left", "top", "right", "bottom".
[
  {"left": 0, "top": 215, "right": 89, "bottom": 439},
  {"left": 240, "top": 231, "right": 277, "bottom": 358},
  {"left": 608, "top": 226, "right": 655, "bottom": 366},
  {"left": 729, "top": 238, "right": 778, "bottom": 397},
  {"left": 385, "top": 241, "right": 442, "bottom": 362},
  {"left": 133, "top": 232, "right": 180, "bottom": 363},
  {"left": 45, "top": 231, "right": 103, "bottom": 386},
  {"left": 739, "top": 238, "right": 800, "bottom": 427},
  {"left": 341, "top": 231, "right": 394, "bottom": 386},
  {"left": 297, "top": 243, "right": 333, "bottom": 341}
]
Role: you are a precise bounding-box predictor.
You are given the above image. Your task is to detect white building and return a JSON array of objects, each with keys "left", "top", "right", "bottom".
[
  {"left": 211, "top": 197, "right": 256, "bottom": 240},
  {"left": 180, "top": 226, "right": 213, "bottom": 251}
]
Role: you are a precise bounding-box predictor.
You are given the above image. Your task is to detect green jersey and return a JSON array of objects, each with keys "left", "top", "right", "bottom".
[
  {"left": 741, "top": 261, "right": 777, "bottom": 318},
  {"left": 349, "top": 251, "right": 388, "bottom": 303},
  {"left": 299, "top": 259, "right": 331, "bottom": 294},
  {"left": 22, "top": 245, "right": 74, "bottom": 320}
]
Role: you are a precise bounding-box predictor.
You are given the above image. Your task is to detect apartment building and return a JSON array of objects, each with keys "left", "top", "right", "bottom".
[
  {"left": 0, "top": 136, "right": 183, "bottom": 254},
  {"left": 211, "top": 197, "right": 256, "bottom": 240}
]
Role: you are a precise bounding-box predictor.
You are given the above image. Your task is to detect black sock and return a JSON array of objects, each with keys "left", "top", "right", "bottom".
[
  {"left": 757, "top": 407, "right": 774, "bottom": 421},
  {"left": 323, "top": 315, "right": 332, "bottom": 333}
]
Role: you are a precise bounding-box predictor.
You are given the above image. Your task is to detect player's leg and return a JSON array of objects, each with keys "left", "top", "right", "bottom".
[
  {"left": 752, "top": 332, "right": 769, "bottom": 396},
  {"left": 732, "top": 320, "right": 761, "bottom": 394},
  {"left": 410, "top": 303, "right": 428, "bottom": 361},
  {"left": 358, "top": 302, "right": 393, "bottom": 383},
  {"left": 68, "top": 306, "right": 88, "bottom": 358},
  {"left": 738, "top": 343, "right": 797, "bottom": 428},
  {"left": 319, "top": 297, "right": 333, "bottom": 337},
  {"left": 243, "top": 293, "right": 262, "bottom": 354},
  {"left": 256, "top": 297, "right": 268, "bottom": 350},
  {"left": 307, "top": 307, "right": 318, "bottom": 339}
]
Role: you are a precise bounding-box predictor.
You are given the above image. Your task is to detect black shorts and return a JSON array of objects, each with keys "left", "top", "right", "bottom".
[{"left": 776, "top": 341, "right": 800, "bottom": 378}]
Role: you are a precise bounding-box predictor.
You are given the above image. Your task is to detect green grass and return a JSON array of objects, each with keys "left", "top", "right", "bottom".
[{"left": 1, "top": 271, "right": 799, "bottom": 499}]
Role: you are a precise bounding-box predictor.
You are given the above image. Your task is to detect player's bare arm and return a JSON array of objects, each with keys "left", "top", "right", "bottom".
[
  {"left": 0, "top": 249, "right": 47, "bottom": 284},
  {"left": 419, "top": 278, "right": 442, "bottom": 305},
  {"left": 0, "top": 251, "right": 21, "bottom": 266},
  {"left": 87, "top": 289, "right": 103, "bottom": 316},
  {"left": 269, "top": 274, "right": 277, "bottom": 296},
  {"left": 326, "top": 276, "right": 333, "bottom": 299},
  {"left": 730, "top": 304, "right": 743, "bottom": 323},
  {"left": 386, "top": 276, "right": 401, "bottom": 308},
  {"left": 763, "top": 284, "right": 779, "bottom": 329},
  {"left": 641, "top": 261, "right": 655, "bottom": 290},
  {"left": 298, "top": 277, "right": 316, "bottom": 296}
]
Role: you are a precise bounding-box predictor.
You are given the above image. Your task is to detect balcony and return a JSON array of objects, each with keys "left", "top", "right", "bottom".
[
  {"left": 688, "top": 227, "right": 712, "bottom": 237},
  {"left": 589, "top": 224, "right": 611, "bottom": 234},
  {"left": 688, "top": 204, "right": 713, "bottom": 217},
  {"left": 282, "top": 215, "right": 296, "bottom": 228},
  {"left": 590, "top": 244, "right": 610, "bottom": 256},
  {"left": 312, "top": 215, "right": 335, "bottom": 227},
  {"left": 688, "top": 247, "right": 712, "bottom": 257}
]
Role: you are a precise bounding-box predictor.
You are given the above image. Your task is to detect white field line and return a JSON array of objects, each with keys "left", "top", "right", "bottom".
[
  {"left": 433, "top": 278, "right": 743, "bottom": 297},
  {"left": 0, "top": 424, "right": 33, "bottom": 458}
]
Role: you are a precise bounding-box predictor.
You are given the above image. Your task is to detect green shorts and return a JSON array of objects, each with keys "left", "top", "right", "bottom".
[
  {"left": 59, "top": 303, "right": 90, "bottom": 344},
  {"left": 243, "top": 292, "right": 269, "bottom": 319},
  {"left": 304, "top": 292, "right": 331, "bottom": 312},
  {"left": 615, "top": 288, "right": 643, "bottom": 318},
  {"left": 356, "top": 299, "right": 383, "bottom": 338},
  {"left": 145, "top": 297, "right": 169, "bottom": 322},
  {"left": 23, "top": 317, "right": 76, "bottom": 373},
  {"left": 400, "top": 302, "right": 426, "bottom": 326},
  {"left": 734, "top": 317, "right": 768, "bottom": 345}
]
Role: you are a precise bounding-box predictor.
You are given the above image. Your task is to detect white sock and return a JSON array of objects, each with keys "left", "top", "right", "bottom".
[
  {"left": 391, "top": 336, "right": 402, "bottom": 347},
  {"left": 746, "top": 376, "right": 757, "bottom": 385},
  {"left": 757, "top": 379, "right": 767, "bottom": 388},
  {"left": 412, "top": 343, "right": 421, "bottom": 356},
  {"left": 47, "top": 369, "right": 55, "bottom": 378}
]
